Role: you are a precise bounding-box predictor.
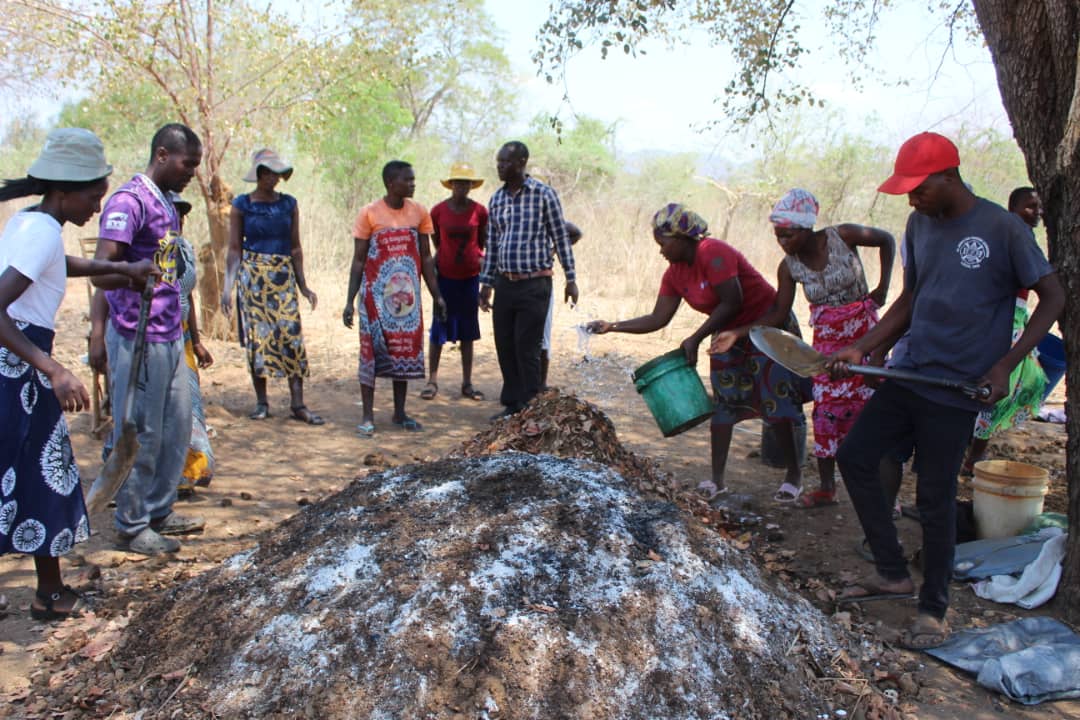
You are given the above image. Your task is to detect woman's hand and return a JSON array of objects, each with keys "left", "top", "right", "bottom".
[
  {"left": 680, "top": 336, "right": 701, "bottom": 367},
  {"left": 193, "top": 342, "right": 214, "bottom": 369},
  {"left": 49, "top": 366, "right": 89, "bottom": 413},
  {"left": 585, "top": 320, "right": 612, "bottom": 334},
  {"left": 342, "top": 304, "right": 355, "bottom": 329},
  {"left": 434, "top": 296, "right": 447, "bottom": 323},
  {"left": 88, "top": 333, "right": 107, "bottom": 374},
  {"left": 220, "top": 291, "right": 233, "bottom": 318},
  {"left": 125, "top": 259, "right": 161, "bottom": 290},
  {"left": 869, "top": 287, "right": 887, "bottom": 308},
  {"left": 709, "top": 331, "right": 738, "bottom": 355},
  {"left": 301, "top": 286, "right": 318, "bottom": 311}
]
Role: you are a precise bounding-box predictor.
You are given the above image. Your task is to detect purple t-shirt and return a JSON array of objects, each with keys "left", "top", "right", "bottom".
[{"left": 99, "top": 175, "right": 183, "bottom": 342}]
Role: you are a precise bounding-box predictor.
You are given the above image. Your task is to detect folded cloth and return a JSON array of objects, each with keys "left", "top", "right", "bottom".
[
  {"left": 1036, "top": 406, "right": 1066, "bottom": 423},
  {"left": 926, "top": 617, "right": 1080, "bottom": 704},
  {"left": 972, "top": 531, "right": 1066, "bottom": 609}
]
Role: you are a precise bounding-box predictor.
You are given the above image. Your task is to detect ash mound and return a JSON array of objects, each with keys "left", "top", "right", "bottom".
[{"left": 92, "top": 453, "right": 845, "bottom": 719}]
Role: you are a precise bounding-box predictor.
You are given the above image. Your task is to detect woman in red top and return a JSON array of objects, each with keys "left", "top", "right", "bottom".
[
  {"left": 421, "top": 162, "right": 488, "bottom": 401},
  {"left": 588, "top": 203, "right": 806, "bottom": 504}
]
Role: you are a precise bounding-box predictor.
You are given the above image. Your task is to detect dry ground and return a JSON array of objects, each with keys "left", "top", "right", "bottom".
[{"left": 0, "top": 279, "right": 1076, "bottom": 719}]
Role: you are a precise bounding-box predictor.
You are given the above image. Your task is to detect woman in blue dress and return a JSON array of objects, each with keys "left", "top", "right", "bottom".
[
  {"left": 0, "top": 128, "right": 157, "bottom": 620},
  {"left": 221, "top": 149, "right": 322, "bottom": 424}
]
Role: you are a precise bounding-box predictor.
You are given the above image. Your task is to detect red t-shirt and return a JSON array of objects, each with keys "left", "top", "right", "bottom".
[
  {"left": 430, "top": 199, "right": 488, "bottom": 279},
  {"left": 659, "top": 237, "right": 776, "bottom": 329}
]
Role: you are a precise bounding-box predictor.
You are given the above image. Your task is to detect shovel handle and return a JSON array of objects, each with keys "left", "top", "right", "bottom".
[{"left": 850, "top": 365, "right": 992, "bottom": 400}]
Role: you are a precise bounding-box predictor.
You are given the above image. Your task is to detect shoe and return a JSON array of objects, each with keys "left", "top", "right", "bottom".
[
  {"left": 30, "top": 586, "right": 84, "bottom": 621},
  {"left": 150, "top": 512, "right": 205, "bottom": 535},
  {"left": 119, "top": 527, "right": 180, "bottom": 556},
  {"left": 249, "top": 403, "right": 270, "bottom": 420},
  {"left": 289, "top": 405, "right": 325, "bottom": 425}
]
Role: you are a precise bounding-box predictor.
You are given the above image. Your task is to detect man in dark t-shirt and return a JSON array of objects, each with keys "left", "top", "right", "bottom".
[{"left": 829, "top": 133, "right": 1063, "bottom": 649}]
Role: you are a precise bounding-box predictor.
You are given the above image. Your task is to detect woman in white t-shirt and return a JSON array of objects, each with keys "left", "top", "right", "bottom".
[{"left": 0, "top": 128, "right": 157, "bottom": 621}]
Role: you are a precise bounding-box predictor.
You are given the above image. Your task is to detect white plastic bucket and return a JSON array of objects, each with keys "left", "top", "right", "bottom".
[{"left": 972, "top": 460, "right": 1049, "bottom": 539}]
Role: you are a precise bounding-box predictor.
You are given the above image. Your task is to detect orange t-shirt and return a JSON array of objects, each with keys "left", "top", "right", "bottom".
[{"left": 353, "top": 198, "right": 434, "bottom": 239}]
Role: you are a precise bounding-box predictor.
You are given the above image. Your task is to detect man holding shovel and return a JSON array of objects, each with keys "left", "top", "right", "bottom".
[
  {"left": 828, "top": 133, "right": 1063, "bottom": 649},
  {"left": 92, "top": 124, "right": 206, "bottom": 556}
]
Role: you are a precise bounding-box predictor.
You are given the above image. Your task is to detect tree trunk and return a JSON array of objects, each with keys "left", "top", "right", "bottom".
[
  {"left": 197, "top": 172, "right": 234, "bottom": 341},
  {"left": 974, "top": 0, "right": 1080, "bottom": 624}
]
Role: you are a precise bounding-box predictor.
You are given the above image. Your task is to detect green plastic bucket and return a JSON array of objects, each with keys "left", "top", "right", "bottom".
[{"left": 632, "top": 349, "right": 715, "bottom": 437}]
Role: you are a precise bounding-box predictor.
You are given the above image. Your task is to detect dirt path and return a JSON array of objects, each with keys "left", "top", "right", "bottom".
[{"left": 1, "top": 294, "right": 1077, "bottom": 718}]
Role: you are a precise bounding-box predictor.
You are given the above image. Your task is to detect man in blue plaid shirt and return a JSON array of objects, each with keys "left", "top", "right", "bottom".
[{"left": 479, "top": 141, "right": 579, "bottom": 419}]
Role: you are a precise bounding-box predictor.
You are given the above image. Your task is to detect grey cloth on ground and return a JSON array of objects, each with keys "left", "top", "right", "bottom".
[
  {"left": 894, "top": 198, "right": 1053, "bottom": 411},
  {"left": 952, "top": 528, "right": 1062, "bottom": 580},
  {"left": 106, "top": 322, "right": 191, "bottom": 536},
  {"left": 926, "top": 617, "right": 1080, "bottom": 705}
]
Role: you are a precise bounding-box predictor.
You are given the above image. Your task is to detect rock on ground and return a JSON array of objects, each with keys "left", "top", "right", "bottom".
[{"left": 91, "top": 453, "right": 846, "bottom": 719}]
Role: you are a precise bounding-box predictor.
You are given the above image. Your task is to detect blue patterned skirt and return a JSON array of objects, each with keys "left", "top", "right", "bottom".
[
  {"left": 710, "top": 337, "right": 809, "bottom": 425},
  {"left": 0, "top": 323, "right": 89, "bottom": 556}
]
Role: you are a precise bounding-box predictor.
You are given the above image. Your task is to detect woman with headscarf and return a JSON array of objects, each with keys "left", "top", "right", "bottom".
[
  {"left": 712, "top": 188, "right": 895, "bottom": 507},
  {"left": 587, "top": 203, "right": 806, "bottom": 504},
  {"left": 0, "top": 128, "right": 158, "bottom": 619},
  {"left": 222, "top": 149, "right": 322, "bottom": 425}
]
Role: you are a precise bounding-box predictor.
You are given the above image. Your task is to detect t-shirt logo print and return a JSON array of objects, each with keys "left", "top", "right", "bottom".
[{"left": 957, "top": 236, "right": 990, "bottom": 270}]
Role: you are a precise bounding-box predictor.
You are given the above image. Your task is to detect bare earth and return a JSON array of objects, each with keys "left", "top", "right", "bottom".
[{"left": 0, "top": 290, "right": 1076, "bottom": 719}]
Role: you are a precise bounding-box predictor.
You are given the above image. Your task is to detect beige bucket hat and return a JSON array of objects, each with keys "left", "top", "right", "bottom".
[
  {"left": 441, "top": 161, "right": 484, "bottom": 189},
  {"left": 243, "top": 148, "right": 293, "bottom": 182},
  {"left": 27, "top": 127, "right": 112, "bottom": 182}
]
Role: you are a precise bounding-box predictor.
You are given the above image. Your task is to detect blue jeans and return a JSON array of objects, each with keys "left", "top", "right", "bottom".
[{"left": 837, "top": 381, "right": 976, "bottom": 619}]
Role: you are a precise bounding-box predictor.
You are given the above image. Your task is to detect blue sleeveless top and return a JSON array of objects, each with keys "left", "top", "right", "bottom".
[{"left": 233, "top": 193, "right": 297, "bottom": 256}]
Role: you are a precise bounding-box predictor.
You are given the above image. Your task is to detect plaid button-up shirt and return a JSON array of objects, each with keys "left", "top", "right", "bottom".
[{"left": 479, "top": 176, "right": 576, "bottom": 286}]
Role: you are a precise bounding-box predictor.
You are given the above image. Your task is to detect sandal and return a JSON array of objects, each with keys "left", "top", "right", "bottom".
[
  {"left": 290, "top": 405, "right": 325, "bottom": 425},
  {"left": 836, "top": 574, "right": 916, "bottom": 606},
  {"left": 798, "top": 489, "right": 838, "bottom": 509},
  {"left": 461, "top": 384, "right": 484, "bottom": 401},
  {"left": 420, "top": 382, "right": 438, "bottom": 400},
  {"left": 356, "top": 421, "right": 376, "bottom": 438},
  {"left": 249, "top": 403, "right": 270, "bottom": 420},
  {"left": 30, "top": 586, "right": 84, "bottom": 621},
  {"left": 772, "top": 482, "right": 802, "bottom": 504},
  {"left": 899, "top": 614, "right": 950, "bottom": 650},
  {"left": 392, "top": 416, "right": 423, "bottom": 432}
]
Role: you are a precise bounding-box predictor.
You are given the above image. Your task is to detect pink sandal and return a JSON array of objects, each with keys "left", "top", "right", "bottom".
[{"left": 798, "top": 489, "right": 838, "bottom": 508}]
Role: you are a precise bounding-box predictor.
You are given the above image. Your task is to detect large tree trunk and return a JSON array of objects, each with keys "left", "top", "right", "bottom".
[
  {"left": 974, "top": 0, "right": 1080, "bottom": 624},
  {"left": 196, "top": 173, "right": 234, "bottom": 341}
]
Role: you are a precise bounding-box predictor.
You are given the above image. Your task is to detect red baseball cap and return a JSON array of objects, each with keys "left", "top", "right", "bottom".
[{"left": 878, "top": 132, "right": 960, "bottom": 195}]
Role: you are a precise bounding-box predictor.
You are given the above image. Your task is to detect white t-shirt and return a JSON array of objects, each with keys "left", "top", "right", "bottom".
[{"left": 0, "top": 210, "right": 66, "bottom": 329}]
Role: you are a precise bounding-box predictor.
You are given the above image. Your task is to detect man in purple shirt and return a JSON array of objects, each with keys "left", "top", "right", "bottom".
[{"left": 92, "top": 123, "right": 205, "bottom": 556}]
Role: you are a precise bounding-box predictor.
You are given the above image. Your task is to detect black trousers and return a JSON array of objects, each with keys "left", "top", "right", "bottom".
[
  {"left": 492, "top": 275, "right": 551, "bottom": 411},
  {"left": 837, "top": 381, "right": 976, "bottom": 619}
]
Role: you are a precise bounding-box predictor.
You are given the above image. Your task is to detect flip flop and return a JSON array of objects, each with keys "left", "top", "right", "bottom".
[
  {"left": 797, "top": 489, "right": 838, "bottom": 508},
  {"left": 899, "top": 614, "right": 950, "bottom": 650},
  {"left": 836, "top": 575, "right": 916, "bottom": 606},
  {"left": 290, "top": 405, "right": 325, "bottom": 425},
  {"left": 356, "top": 422, "right": 376, "bottom": 438},
  {"left": 420, "top": 382, "right": 438, "bottom": 400},
  {"left": 392, "top": 416, "right": 423, "bottom": 432},
  {"left": 461, "top": 384, "right": 484, "bottom": 401},
  {"left": 773, "top": 482, "right": 802, "bottom": 504},
  {"left": 30, "top": 586, "right": 84, "bottom": 622}
]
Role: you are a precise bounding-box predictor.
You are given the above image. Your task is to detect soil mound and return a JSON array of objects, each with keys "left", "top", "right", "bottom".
[{"left": 60, "top": 452, "right": 848, "bottom": 719}]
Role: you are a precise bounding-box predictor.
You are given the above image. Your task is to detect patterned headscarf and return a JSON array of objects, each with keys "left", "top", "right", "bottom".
[
  {"left": 652, "top": 203, "right": 709, "bottom": 240},
  {"left": 769, "top": 189, "right": 820, "bottom": 229}
]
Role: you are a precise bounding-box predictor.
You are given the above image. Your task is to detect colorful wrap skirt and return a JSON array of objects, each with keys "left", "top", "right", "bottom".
[
  {"left": 237, "top": 250, "right": 309, "bottom": 379},
  {"left": 973, "top": 301, "right": 1047, "bottom": 440},
  {"left": 0, "top": 323, "right": 89, "bottom": 556},
  {"left": 710, "top": 336, "right": 807, "bottom": 425},
  {"left": 180, "top": 319, "right": 214, "bottom": 489},
  {"left": 809, "top": 298, "right": 879, "bottom": 458}
]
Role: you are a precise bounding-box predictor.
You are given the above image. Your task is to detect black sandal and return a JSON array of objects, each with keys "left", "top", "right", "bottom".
[
  {"left": 290, "top": 405, "right": 325, "bottom": 425},
  {"left": 249, "top": 402, "right": 270, "bottom": 420},
  {"left": 30, "top": 586, "right": 84, "bottom": 621},
  {"left": 461, "top": 384, "right": 485, "bottom": 401}
]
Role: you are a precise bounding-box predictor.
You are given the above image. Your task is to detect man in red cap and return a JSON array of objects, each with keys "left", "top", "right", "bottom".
[{"left": 827, "top": 132, "right": 1063, "bottom": 648}]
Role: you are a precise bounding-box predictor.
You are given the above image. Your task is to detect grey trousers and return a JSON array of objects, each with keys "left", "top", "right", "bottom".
[{"left": 105, "top": 323, "right": 191, "bottom": 536}]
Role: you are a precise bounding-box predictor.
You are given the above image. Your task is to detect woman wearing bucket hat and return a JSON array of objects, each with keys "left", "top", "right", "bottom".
[
  {"left": 421, "top": 162, "right": 488, "bottom": 402},
  {"left": 222, "top": 148, "right": 323, "bottom": 425},
  {"left": 586, "top": 203, "right": 807, "bottom": 508},
  {"left": 0, "top": 128, "right": 159, "bottom": 620}
]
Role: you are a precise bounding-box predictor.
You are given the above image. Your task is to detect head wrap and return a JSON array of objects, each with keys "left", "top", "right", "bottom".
[
  {"left": 652, "top": 203, "right": 709, "bottom": 240},
  {"left": 769, "top": 189, "right": 819, "bottom": 229}
]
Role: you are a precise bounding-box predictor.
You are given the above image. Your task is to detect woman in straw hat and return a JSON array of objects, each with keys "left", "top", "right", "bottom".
[
  {"left": 0, "top": 128, "right": 159, "bottom": 620},
  {"left": 421, "top": 162, "right": 488, "bottom": 401},
  {"left": 222, "top": 149, "right": 323, "bottom": 424}
]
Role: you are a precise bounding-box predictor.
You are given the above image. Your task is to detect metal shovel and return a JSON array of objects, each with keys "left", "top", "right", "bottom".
[
  {"left": 85, "top": 284, "right": 154, "bottom": 514},
  {"left": 748, "top": 326, "right": 991, "bottom": 401}
]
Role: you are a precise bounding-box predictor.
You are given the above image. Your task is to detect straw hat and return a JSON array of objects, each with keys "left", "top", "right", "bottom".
[
  {"left": 27, "top": 128, "right": 112, "bottom": 182},
  {"left": 243, "top": 148, "right": 293, "bottom": 182},
  {"left": 440, "top": 162, "right": 484, "bottom": 189}
]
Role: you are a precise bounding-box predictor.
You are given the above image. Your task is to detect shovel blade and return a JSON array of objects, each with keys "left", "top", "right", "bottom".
[
  {"left": 84, "top": 423, "right": 139, "bottom": 515},
  {"left": 748, "top": 326, "right": 826, "bottom": 377}
]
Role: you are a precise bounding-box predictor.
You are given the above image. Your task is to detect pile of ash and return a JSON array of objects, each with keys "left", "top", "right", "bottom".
[{"left": 49, "top": 453, "right": 852, "bottom": 719}]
